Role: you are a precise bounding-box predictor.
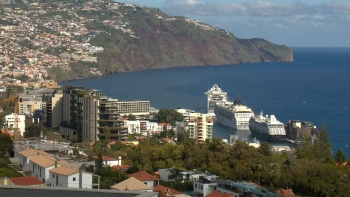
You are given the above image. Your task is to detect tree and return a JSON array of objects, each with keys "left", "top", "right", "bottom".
[
  {"left": 154, "top": 109, "right": 184, "bottom": 126},
  {"left": 258, "top": 142, "right": 272, "bottom": 156},
  {"left": 127, "top": 114, "right": 136, "bottom": 120},
  {"left": 23, "top": 123, "right": 42, "bottom": 138},
  {"left": 0, "top": 133, "right": 13, "bottom": 156},
  {"left": 95, "top": 151, "right": 103, "bottom": 170},
  {"left": 335, "top": 149, "right": 346, "bottom": 164},
  {"left": 103, "top": 126, "right": 111, "bottom": 141}
]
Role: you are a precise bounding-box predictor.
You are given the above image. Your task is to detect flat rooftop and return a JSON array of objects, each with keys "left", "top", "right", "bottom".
[{"left": 0, "top": 185, "right": 158, "bottom": 197}]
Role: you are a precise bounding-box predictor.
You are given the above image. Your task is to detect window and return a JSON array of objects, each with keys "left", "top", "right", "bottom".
[
  {"left": 73, "top": 177, "right": 76, "bottom": 181},
  {"left": 195, "top": 183, "right": 197, "bottom": 188},
  {"left": 53, "top": 174, "right": 55, "bottom": 178}
]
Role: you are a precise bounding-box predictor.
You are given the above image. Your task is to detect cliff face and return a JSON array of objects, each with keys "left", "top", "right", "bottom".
[{"left": 54, "top": 6, "right": 293, "bottom": 81}]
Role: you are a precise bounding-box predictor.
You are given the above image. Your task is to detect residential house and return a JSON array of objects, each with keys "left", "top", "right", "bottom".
[
  {"left": 110, "top": 177, "right": 152, "bottom": 191},
  {"left": 193, "top": 174, "right": 219, "bottom": 197},
  {"left": 128, "top": 171, "right": 159, "bottom": 187},
  {"left": 47, "top": 166, "right": 93, "bottom": 189},
  {"left": 93, "top": 155, "right": 122, "bottom": 167},
  {"left": 0, "top": 176, "right": 43, "bottom": 186},
  {"left": 153, "top": 185, "right": 190, "bottom": 197}
]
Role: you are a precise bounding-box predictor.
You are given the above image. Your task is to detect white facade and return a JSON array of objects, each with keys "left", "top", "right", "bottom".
[
  {"left": 194, "top": 181, "right": 217, "bottom": 197},
  {"left": 125, "top": 121, "right": 174, "bottom": 135},
  {"left": 205, "top": 84, "right": 228, "bottom": 116},
  {"left": 187, "top": 113, "right": 213, "bottom": 143},
  {"left": 28, "top": 159, "right": 55, "bottom": 183},
  {"left": 4, "top": 113, "right": 25, "bottom": 136},
  {"left": 47, "top": 170, "right": 93, "bottom": 189}
]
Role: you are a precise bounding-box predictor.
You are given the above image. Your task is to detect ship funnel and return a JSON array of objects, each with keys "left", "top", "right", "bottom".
[{"left": 234, "top": 97, "right": 242, "bottom": 105}]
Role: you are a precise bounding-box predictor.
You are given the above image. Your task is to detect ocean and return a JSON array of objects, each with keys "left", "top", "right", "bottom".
[{"left": 60, "top": 47, "right": 350, "bottom": 157}]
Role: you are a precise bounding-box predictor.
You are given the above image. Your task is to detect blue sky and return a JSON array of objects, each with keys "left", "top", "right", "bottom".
[{"left": 119, "top": 0, "right": 350, "bottom": 47}]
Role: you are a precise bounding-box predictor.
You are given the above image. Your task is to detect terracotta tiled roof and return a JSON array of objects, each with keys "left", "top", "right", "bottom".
[
  {"left": 206, "top": 190, "right": 234, "bottom": 197},
  {"left": 1, "top": 129, "right": 13, "bottom": 137},
  {"left": 276, "top": 189, "right": 296, "bottom": 197},
  {"left": 112, "top": 165, "right": 130, "bottom": 170},
  {"left": 29, "top": 154, "right": 57, "bottom": 167},
  {"left": 18, "top": 149, "right": 52, "bottom": 157},
  {"left": 93, "top": 155, "right": 119, "bottom": 161},
  {"left": 128, "top": 170, "right": 159, "bottom": 181},
  {"left": 110, "top": 177, "right": 151, "bottom": 190},
  {"left": 153, "top": 185, "right": 183, "bottom": 196},
  {"left": 8, "top": 176, "right": 43, "bottom": 186},
  {"left": 49, "top": 166, "right": 79, "bottom": 176}
]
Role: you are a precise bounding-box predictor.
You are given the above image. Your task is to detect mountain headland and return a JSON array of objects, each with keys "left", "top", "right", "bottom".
[{"left": 0, "top": 0, "right": 293, "bottom": 83}]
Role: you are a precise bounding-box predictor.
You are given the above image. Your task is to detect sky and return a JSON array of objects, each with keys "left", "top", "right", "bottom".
[{"left": 119, "top": 0, "right": 350, "bottom": 47}]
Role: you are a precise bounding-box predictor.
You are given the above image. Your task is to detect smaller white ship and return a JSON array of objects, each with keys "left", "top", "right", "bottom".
[{"left": 249, "top": 111, "right": 286, "bottom": 142}]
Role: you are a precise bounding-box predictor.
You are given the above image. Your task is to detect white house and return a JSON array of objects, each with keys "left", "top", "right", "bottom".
[
  {"left": 94, "top": 155, "right": 122, "bottom": 167},
  {"left": 28, "top": 154, "right": 75, "bottom": 184},
  {"left": 193, "top": 174, "right": 219, "bottom": 197},
  {"left": 47, "top": 166, "right": 93, "bottom": 189},
  {"left": 4, "top": 113, "right": 25, "bottom": 136},
  {"left": 128, "top": 171, "right": 159, "bottom": 188},
  {"left": 16, "top": 149, "right": 52, "bottom": 172}
]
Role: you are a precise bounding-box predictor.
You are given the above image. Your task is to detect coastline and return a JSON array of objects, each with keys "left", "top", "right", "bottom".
[{"left": 58, "top": 58, "right": 294, "bottom": 84}]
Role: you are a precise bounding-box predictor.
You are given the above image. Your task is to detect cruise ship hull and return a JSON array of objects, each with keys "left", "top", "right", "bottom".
[
  {"left": 249, "top": 126, "right": 286, "bottom": 142},
  {"left": 214, "top": 107, "right": 250, "bottom": 130}
]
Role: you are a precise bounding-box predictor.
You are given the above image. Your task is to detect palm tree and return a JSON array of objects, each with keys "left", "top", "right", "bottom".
[
  {"left": 269, "top": 163, "right": 281, "bottom": 187},
  {"left": 254, "top": 163, "right": 265, "bottom": 185}
]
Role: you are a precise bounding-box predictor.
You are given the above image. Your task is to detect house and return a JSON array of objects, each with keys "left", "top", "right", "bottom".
[
  {"left": 158, "top": 168, "right": 174, "bottom": 182},
  {"left": 206, "top": 190, "right": 234, "bottom": 197},
  {"left": 276, "top": 189, "right": 297, "bottom": 197},
  {"left": 128, "top": 171, "right": 159, "bottom": 187},
  {"left": 110, "top": 177, "right": 152, "bottom": 191},
  {"left": 47, "top": 166, "right": 93, "bottom": 189},
  {"left": 193, "top": 174, "right": 219, "bottom": 197},
  {"left": 15, "top": 149, "right": 53, "bottom": 172},
  {"left": 93, "top": 155, "right": 122, "bottom": 167},
  {"left": 153, "top": 185, "right": 189, "bottom": 197},
  {"left": 0, "top": 176, "right": 43, "bottom": 186}
]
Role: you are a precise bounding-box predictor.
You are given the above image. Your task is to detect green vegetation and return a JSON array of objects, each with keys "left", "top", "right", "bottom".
[
  {"left": 86, "top": 124, "right": 350, "bottom": 196},
  {"left": 154, "top": 109, "right": 184, "bottom": 126}
]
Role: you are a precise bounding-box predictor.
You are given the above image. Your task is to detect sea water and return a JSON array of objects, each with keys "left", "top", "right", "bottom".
[{"left": 61, "top": 47, "right": 350, "bottom": 156}]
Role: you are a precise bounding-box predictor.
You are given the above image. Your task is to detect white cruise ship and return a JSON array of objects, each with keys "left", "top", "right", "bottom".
[
  {"left": 249, "top": 112, "right": 286, "bottom": 142},
  {"left": 214, "top": 97, "right": 254, "bottom": 130},
  {"left": 205, "top": 84, "right": 230, "bottom": 117}
]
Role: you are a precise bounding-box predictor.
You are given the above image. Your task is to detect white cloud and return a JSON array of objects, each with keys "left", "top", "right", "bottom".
[
  {"left": 321, "top": 1, "right": 350, "bottom": 15},
  {"left": 163, "top": 0, "right": 315, "bottom": 16}
]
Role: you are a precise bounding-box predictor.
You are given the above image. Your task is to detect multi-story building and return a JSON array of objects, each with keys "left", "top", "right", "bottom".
[
  {"left": 48, "top": 86, "right": 151, "bottom": 142},
  {"left": 114, "top": 100, "right": 150, "bottom": 117},
  {"left": 18, "top": 95, "right": 43, "bottom": 115},
  {"left": 286, "top": 120, "right": 318, "bottom": 141},
  {"left": 46, "top": 90, "right": 63, "bottom": 128},
  {"left": 98, "top": 98, "right": 128, "bottom": 141},
  {"left": 187, "top": 113, "right": 213, "bottom": 143},
  {"left": 4, "top": 113, "right": 26, "bottom": 136}
]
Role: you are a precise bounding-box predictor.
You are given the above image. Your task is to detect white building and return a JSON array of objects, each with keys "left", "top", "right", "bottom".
[
  {"left": 48, "top": 166, "right": 93, "bottom": 189},
  {"left": 125, "top": 121, "right": 174, "bottom": 136},
  {"left": 187, "top": 113, "right": 213, "bottom": 143},
  {"left": 193, "top": 174, "right": 219, "bottom": 197},
  {"left": 4, "top": 113, "right": 26, "bottom": 136}
]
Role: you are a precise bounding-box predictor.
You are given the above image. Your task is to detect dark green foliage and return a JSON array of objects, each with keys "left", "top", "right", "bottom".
[
  {"left": 96, "top": 166, "right": 128, "bottom": 189},
  {"left": 0, "top": 133, "right": 14, "bottom": 156},
  {"left": 335, "top": 149, "right": 346, "bottom": 164},
  {"left": 154, "top": 109, "right": 184, "bottom": 125},
  {"left": 23, "top": 123, "right": 43, "bottom": 138},
  {"left": 127, "top": 114, "right": 136, "bottom": 120},
  {"left": 296, "top": 122, "right": 333, "bottom": 163},
  {"left": 258, "top": 142, "right": 272, "bottom": 156}
]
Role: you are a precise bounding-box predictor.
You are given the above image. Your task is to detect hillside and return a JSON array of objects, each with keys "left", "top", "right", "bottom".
[{"left": 41, "top": 1, "right": 293, "bottom": 81}]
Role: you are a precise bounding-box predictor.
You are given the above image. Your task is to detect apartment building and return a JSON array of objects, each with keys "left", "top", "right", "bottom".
[
  {"left": 46, "top": 90, "right": 63, "bottom": 128},
  {"left": 4, "top": 113, "right": 26, "bottom": 136},
  {"left": 187, "top": 113, "right": 213, "bottom": 143}
]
